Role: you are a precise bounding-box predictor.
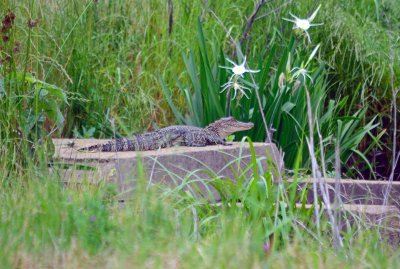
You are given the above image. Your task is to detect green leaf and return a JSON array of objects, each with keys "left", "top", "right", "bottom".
[
  {"left": 350, "top": 148, "right": 374, "bottom": 175},
  {"left": 22, "top": 73, "right": 68, "bottom": 104},
  {"left": 282, "top": 102, "right": 295, "bottom": 113},
  {"left": 40, "top": 99, "right": 65, "bottom": 131},
  {"left": 159, "top": 77, "right": 186, "bottom": 124}
]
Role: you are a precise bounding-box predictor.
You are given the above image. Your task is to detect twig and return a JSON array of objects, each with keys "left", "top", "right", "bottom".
[
  {"left": 334, "top": 135, "right": 343, "bottom": 244},
  {"left": 316, "top": 121, "right": 327, "bottom": 179},
  {"left": 225, "top": 87, "right": 232, "bottom": 117},
  {"left": 247, "top": 67, "right": 271, "bottom": 143},
  {"left": 239, "top": 0, "right": 267, "bottom": 49},
  {"left": 168, "top": 0, "right": 174, "bottom": 57},
  {"left": 255, "top": 2, "right": 291, "bottom": 21}
]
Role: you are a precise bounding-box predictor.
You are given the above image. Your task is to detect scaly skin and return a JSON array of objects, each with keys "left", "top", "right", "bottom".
[{"left": 79, "top": 117, "right": 254, "bottom": 152}]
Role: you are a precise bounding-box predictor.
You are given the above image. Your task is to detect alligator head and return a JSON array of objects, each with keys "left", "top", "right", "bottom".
[{"left": 206, "top": 117, "right": 254, "bottom": 138}]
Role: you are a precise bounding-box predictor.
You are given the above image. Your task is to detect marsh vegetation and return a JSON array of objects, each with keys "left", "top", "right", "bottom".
[{"left": 0, "top": 0, "right": 399, "bottom": 268}]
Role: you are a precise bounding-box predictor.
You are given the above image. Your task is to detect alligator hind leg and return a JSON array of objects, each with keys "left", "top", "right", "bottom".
[{"left": 183, "top": 138, "right": 208, "bottom": 147}]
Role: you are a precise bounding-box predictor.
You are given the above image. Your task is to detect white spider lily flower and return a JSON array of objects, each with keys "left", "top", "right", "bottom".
[
  {"left": 290, "top": 44, "right": 320, "bottom": 83},
  {"left": 283, "top": 4, "right": 323, "bottom": 43},
  {"left": 220, "top": 80, "right": 252, "bottom": 100},
  {"left": 291, "top": 67, "right": 313, "bottom": 83},
  {"left": 220, "top": 56, "right": 260, "bottom": 79},
  {"left": 219, "top": 56, "right": 259, "bottom": 101}
]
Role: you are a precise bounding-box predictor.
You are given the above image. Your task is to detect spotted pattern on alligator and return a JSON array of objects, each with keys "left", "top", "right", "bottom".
[{"left": 78, "top": 117, "right": 254, "bottom": 152}]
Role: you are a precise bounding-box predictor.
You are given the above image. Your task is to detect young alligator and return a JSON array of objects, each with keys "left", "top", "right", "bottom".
[{"left": 79, "top": 117, "right": 254, "bottom": 152}]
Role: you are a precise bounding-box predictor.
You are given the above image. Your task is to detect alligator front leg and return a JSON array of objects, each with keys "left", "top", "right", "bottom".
[
  {"left": 184, "top": 138, "right": 228, "bottom": 147},
  {"left": 212, "top": 138, "right": 232, "bottom": 146},
  {"left": 185, "top": 141, "right": 230, "bottom": 147},
  {"left": 204, "top": 136, "right": 232, "bottom": 146}
]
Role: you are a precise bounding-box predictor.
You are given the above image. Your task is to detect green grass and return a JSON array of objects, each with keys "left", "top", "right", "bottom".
[
  {"left": 1, "top": 170, "right": 399, "bottom": 268},
  {"left": 1, "top": 0, "right": 271, "bottom": 138}
]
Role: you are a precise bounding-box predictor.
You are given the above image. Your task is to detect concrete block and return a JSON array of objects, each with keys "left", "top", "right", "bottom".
[
  {"left": 52, "top": 139, "right": 284, "bottom": 201},
  {"left": 293, "top": 178, "right": 400, "bottom": 208}
]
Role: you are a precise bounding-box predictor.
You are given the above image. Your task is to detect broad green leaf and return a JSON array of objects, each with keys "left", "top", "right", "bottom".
[{"left": 282, "top": 102, "right": 296, "bottom": 113}]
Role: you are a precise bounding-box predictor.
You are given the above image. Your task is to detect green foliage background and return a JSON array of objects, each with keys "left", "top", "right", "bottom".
[{"left": 2, "top": 0, "right": 398, "bottom": 177}]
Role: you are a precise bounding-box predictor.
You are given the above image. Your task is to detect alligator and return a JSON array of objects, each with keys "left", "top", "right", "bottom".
[{"left": 78, "top": 117, "right": 254, "bottom": 152}]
